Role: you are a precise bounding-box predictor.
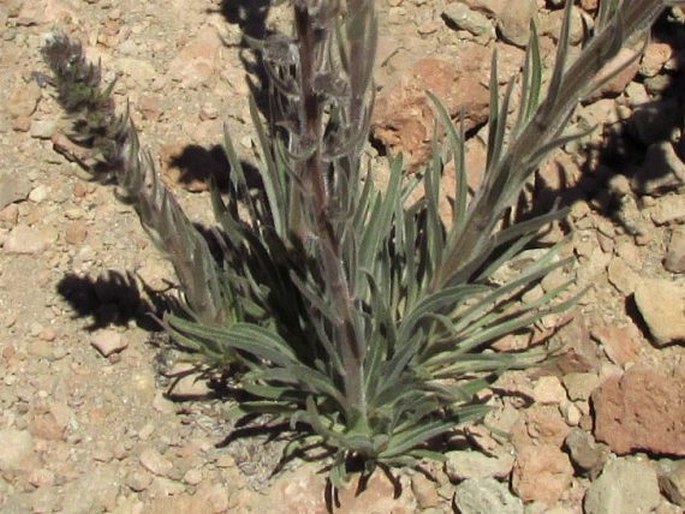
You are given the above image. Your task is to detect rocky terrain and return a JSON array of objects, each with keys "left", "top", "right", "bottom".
[{"left": 0, "top": 0, "right": 684, "bottom": 512}]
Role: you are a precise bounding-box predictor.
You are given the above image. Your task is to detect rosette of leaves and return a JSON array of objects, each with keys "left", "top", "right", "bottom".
[{"left": 41, "top": 0, "right": 669, "bottom": 485}]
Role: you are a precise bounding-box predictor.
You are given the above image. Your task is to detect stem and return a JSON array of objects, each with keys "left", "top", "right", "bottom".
[{"left": 293, "top": 1, "right": 367, "bottom": 422}]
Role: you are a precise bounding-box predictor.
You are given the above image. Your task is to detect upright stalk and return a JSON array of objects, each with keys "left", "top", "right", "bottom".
[{"left": 293, "top": 0, "right": 367, "bottom": 426}]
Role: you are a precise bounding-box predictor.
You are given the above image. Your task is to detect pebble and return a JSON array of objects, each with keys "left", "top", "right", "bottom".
[
  {"left": 30, "top": 119, "right": 57, "bottom": 139},
  {"left": 91, "top": 329, "right": 128, "bottom": 357},
  {"left": 3, "top": 224, "right": 50, "bottom": 254},
  {"left": 532, "top": 375, "right": 568, "bottom": 405},
  {"left": 445, "top": 449, "right": 515, "bottom": 481},
  {"left": 584, "top": 457, "right": 661, "bottom": 514},
  {"left": 633, "top": 279, "right": 685, "bottom": 346},
  {"left": 658, "top": 459, "right": 685, "bottom": 508},
  {"left": 564, "top": 428, "right": 609, "bottom": 479},
  {"left": 0, "top": 429, "right": 34, "bottom": 471},
  {"left": 0, "top": 170, "right": 32, "bottom": 210},
  {"left": 665, "top": 227, "right": 685, "bottom": 273},
  {"left": 453, "top": 477, "right": 524, "bottom": 514},
  {"left": 139, "top": 448, "right": 173, "bottom": 477}
]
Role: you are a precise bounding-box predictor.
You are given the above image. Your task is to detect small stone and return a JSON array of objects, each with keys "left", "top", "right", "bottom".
[
  {"left": 196, "top": 483, "right": 230, "bottom": 513},
  {"left": 199, "top": 103, "right": 218, "bottom": 121},
  {"left": 4, "top": 224, "right": 50, "bottom": 254},
  {"left": 634, "top": 141, "right": 685, "bottom": 194},
  {"left": 65, "top": 220, "right": 88, "bottom": 245},
  {"left": 590, "top": 321, "right": 645, "bottom": 366},
  {"left": 532, "top": 376, "right": 568, "bottom": 405},
  {"left": 28, "top": 184, "right": 50, "bottom": 203},
  {"left": 665, "top": 228, "right": 685, "bottom": 273},
  {"left": 607, "top": 257, "right": 640, "bottom": 296},
  {"left": 560, "top": 401, "right": 582, "bottom": 427},
  {"left": 511, "top": 444, "right": 574, "bottom": 505},
  {"left": 445, "top": 450, "right": 515, "bottom": 482},
  {"left": 139, "top": 448, "right": 173, "bottom": 477},
  {"left": 138, "top": 94, "right": 163, "bottom": 121},
  {"left": 183, "top": 467, "right": 203, "bottom": 486},
  {"left": 497, "top": 0, "right": 536, "bottom": 47},
  {"left": 633, "top": 279, "right": 685, "bottom": 346},
  {"left": 90, "top": 329, "right": 128, "bottom": 357},
  {"left": 658, "top": 459, "right": 685, "bottom": 508},
  {"left": 411, "top": 473, "right": 440, "bottom": 509},
  {"left": 7, "top": 80, "right": 41, "bottom": 119},
  {"left": 651, "top": 194, "right": 685, "bottom": 226},
  {"left": 0, "top": 171, "right": 31, "bottom": 210},
  {"left": 453, "top": 477, "right": 523, "bottom": 514},
  {"left": 584, "top": 457, "right": 661, "bottom": 514},
  {"left": 442, "top": 3, "right": 495, "bottom": 39},
  {"left": 30, "top": 119, "right": 57, "bottom": 139},
  {"left": 127, "top": 470, "right": 152, "bottom": 492},
  {"left": 0, "top": 429, "right": 33, "bottom": 471},
  {"left": 640, "top": 42, "right": 672, "bottom": 78},
  {"left": 564, "top": 428, "right": 609, "bottom": 479}
]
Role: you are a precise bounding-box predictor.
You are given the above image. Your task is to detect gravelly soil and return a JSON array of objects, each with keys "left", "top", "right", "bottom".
[{"left": 0, "top": 1, "right": 683, "bottom": 513}]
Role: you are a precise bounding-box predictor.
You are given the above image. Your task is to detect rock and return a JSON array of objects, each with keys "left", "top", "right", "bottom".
[
  {"left": 195, "top": 483, "right": 230, "bottom": 513},
  {"left": 0, "top": 170, "right": 32, "bottom": 210},
  {"left": 410, "top": 473, "right": 440, "bottom": 509},
  {"left": 453, "top": 477, "right": 523, "bottom": 514},
  {"left": 126, "top": 469, "right": 153, "bottom": 492},
  {"left": 635, "top": 141, "right": 685, "bottom": 195},
  {"left": 583, "top": 457, "right": 661, "bottom": 514},
  {"left": 444, "top": 449, "right": 514, "bottom": 482},
  {"left": 562, "top": 372, "right": 600, "bottom": 401},
  {"left": 592, "top": 360, "right": 685, "bottom": 456},
  {"left": 168, "top": 28, "right": 223, "bottom": 89},
  {"left": 590, "top": 321, "right": 645, "bottom": 366},
  {"left": 30, "top": 119, "right": 57, "bottom": 139},
  {"left": 658, "top": 459, "right": 685, "bottom": 508},
  {"left": 543, "top": 6, "right": 586, "bottom": 46},
  {"left": 633, "top": 279, "right": 685, "bottom": 346},
  {"left": 588, "top": 47, "right": 641, "bottom": 100},
  {"left": 165, "top": 363, "right": 212, "bottom": 399},
  {"left": 511, "top": 444, "right": 574, "bottom": 505},
  {"left": 372, "top": 51, "right": 490, "bottom": 171},
  {"left": 139, "top": 448, "right": 173, "bottom": 477},
  {"left": 606, "top": 257, "right": 640, "bottom": 296},
  {"left": 651, "top": 194, "right": 685, "bottom": 225},
  {"left": 60, "top": 464, "right": 121, "bottom": 514},
  {"left": 3, "top": 224, "right": 50, "bottom": 254},
  {"left": 91, "top": 329, "right": 128, "bottom": 357},
  {"left": 0, "top": 429, "right": 33, "bottom": 471},
  {"left": 630, "top": 98, "right": 682, "bottom": 147},
  {"left": 442, "top": 3, "right": 495, "bottom": 40},
  {"left": 545, "top": 312, "right": 601, "bottom": 374},
  {"left": 146, "top": 494, "right": 213, "bottom": 514},
  {"left": 497, "top": 0, "right": 536, "bottom": 47},
  {"left": 514, "top": 404, "right": 571, "bottom": 448},
  {"left": 640, "top": 42, "right": 672, "bottom": 78},
  {"left": 457, "top": 0, "right": 504, "bottom": 18},
  {"left": 665, "top": 228, "right": 685, "bottom": 273},
  {"left": 532, "top": 376, "right": 568, "bottom": 405},
  {"left": 563, "top": 428, "right": 609, "bottom": 479},
  {"left": 7, "top": 79, "right": 41, "bottom": 119}
]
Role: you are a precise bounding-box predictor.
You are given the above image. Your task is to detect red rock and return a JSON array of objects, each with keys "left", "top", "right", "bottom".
[
  {"left": 512, "top": 444, "right": 574, "bottom": 505},
  {"left": 592, "top": 360, "right": 685, "bottom": 456},
  {"left": 372, "top": 50, "right": 490, "bottom": 171},
  {"left": 589, "top": 320, "right": 646, "bottom": 366},
  {"left": 513, "top": 404, "right": 571, "bottom": 449}
]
